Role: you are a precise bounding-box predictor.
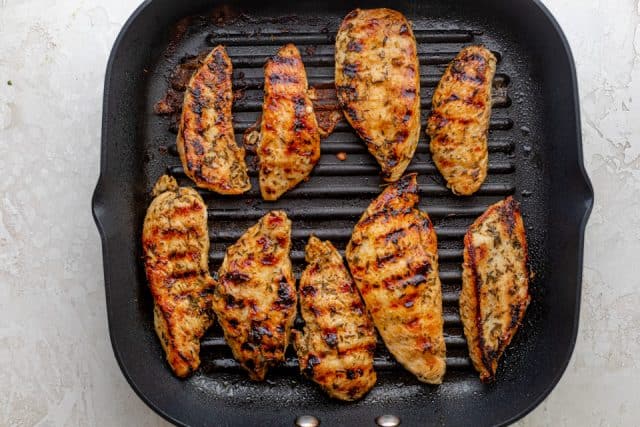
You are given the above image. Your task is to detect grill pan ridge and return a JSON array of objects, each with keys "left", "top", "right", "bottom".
[{"left": 92, "top": 1, "right": 593, "bottom": 426}]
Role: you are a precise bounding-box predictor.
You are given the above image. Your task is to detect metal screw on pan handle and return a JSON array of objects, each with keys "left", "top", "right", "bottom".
[
  {"left": 295, "top": 415, "right": 320, "bottom": 427},
  {"left": 376, "top": 414, "right": 401, "bottom": 426}
]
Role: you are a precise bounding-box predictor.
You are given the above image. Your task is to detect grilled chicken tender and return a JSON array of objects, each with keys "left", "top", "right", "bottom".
[
  {"left": 293, "top": 236, "right": 377, "bottom": 401},
  {"left": 335, "top": 8, "right": 421, "bottom": 182},
  {"left": 142, "top": 175, "right": 216, "bottom": 377},
  {"left": 346, "top": 173, "right": 446, "bottom": 384},
  {"left": 213, "top": 211, "right": 296, "bottom": 380},
  {"left": 427, "top": 46, "right": 497, "bottom": 196},
  {"left": 177, "top": 45, "right": 251, "bottom": 194},
  {"left": 258, "top": 44, "right": 321, "bottom": 200},
  {"left": 460, "top": 196, "right": 530, "bottom": 382}
]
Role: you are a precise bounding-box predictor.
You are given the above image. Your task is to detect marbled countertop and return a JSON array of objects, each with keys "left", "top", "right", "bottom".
[{"left": 0, "top": 0, "right": 638, "bottom": 425}]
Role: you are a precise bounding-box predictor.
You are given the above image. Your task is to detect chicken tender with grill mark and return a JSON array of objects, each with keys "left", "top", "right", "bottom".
[
  {"left": 213, "top": 211, "right": 296, "bottom": 381},
  {"left": 258, "top": 44, "right": 320, "bottom": 200},
  {"left": 293, "top": 236, "right": 377, "bottom": 401},
  {"left": 460, "top": 196, "right": 530, "bottom": 382},
  {"left": 335, "top": 8, "right": 421, "bottom": 182},
  {"left": 142, "top": 175, "right": 216, "bottom": 377},
  {"left": 346, "top": 173, "right": 446, "bottom": 384},
  {"left": 427, "top": 46, "right": 497, "bottom": 196},
  {"left": 177, "top": 45, "right": 251, "bottom": 194}
]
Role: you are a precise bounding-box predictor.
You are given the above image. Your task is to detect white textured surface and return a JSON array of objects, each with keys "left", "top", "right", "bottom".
[{"left": 0, "top": 0, "right": 637, "bottom": 425}]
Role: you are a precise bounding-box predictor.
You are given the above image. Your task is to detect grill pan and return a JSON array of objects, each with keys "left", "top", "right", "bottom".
[{"left": 92, "top": 0, "right": 593, "bottom": 425}]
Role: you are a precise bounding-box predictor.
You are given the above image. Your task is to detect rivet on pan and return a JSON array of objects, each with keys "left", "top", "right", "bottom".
[
  {"left": 295, "top": 414, "right": 320, "bottom": 427},
  {"left": 376, "top": 414, "right": 401, "bottom": 427}
]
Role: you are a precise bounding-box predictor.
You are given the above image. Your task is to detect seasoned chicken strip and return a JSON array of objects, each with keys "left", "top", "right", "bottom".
[
  {"left": 346, "top": 173, "right": 446, "bottom": 384},
  {"left": 293, "top": 236, "right": 377, "bottom": 401},
  {"left": 460, "top": 196, "right": 530, "bottom": 382},
  {"left": 258, "top": 44, "right": 320, "bottom": 200},
  {"left": 177, "top": 45, "right": 251, "bottom": 194},
  {"left": 427, "top": 46, "right": 497, "bottom": 195},
  {"left": 335, "top": 8, "right": 421, "bottom": 182},
  {"left": 213, "top": 211, "right": 296, "bottom": 380},
  {"left": 142, "top": 175, "right": 216, "bottom": 377}
]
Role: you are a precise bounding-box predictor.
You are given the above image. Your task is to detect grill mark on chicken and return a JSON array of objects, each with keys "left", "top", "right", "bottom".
[
  {"left": 142, "top": 175, "right": 216, "bottom": 378},
  {"left": 427, "top": 45, "right": 497, "bottom": 196},
  {"left": 335, "top": 8, "right": 421, "bottom": 182},
  {"left": 176, "top": 45, "right": 250, "bottom": 194},
  {"left": 293, "top": 236, "right": 377, "bottom": 401},
  {"left": 213, "top": 211, "right": 296, "bottom": 381},
  {"left": 346, "top": 173, "right": 446, "bottom": 384},
  {"left": 258, "top": 44, "right": 321, "bottom": 200},
  {"left": 269, "top": 73, "right": 300, "bottom": 85},
  {"left": 460, "top": 196, "right": 530, "bottom": 382}
]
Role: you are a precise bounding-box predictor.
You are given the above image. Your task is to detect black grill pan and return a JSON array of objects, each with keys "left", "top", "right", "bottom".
[{"left": 92, "top": 0, "right": 593, "bottom": 425}]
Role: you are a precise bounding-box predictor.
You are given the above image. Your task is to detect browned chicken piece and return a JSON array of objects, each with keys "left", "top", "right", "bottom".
[
  {"left": 460, "top": 196, "right": 530, "bottom": 382},
  {"left": 427, "top": 46, "right": 497, "bottom": 196},
  {"left": 177, "top": 45, "right": 251, "bottom": 194},
  {"left": 335, "top": 8, "right": 421, "bottom": 182},
  {"left": 258, "top": 44, "right": 321, "bottom": 200},
  {"left": 212, "top": 211, "right": 297, "bottom": 380},
  {"left": 346, "top": 173, "right": 446, "bottom": 384},
  {"left": 293, "top": 236, "right": 377, "bottom": 401},
  {"left": 142, "top": 175, "right": 216, "bottom": 377}
]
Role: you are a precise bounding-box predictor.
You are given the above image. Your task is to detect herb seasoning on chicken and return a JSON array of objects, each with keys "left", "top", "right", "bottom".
[
  {"left": 213, "top": 211, "right": 296, "bottom": 380},
  {"left": 335, "top": 8, "right": 421, "bottom": 182},
  {"left": 427, "top": 46, "right": 497, "bottom": 196},
  {"left": 346, "top": 173, "right": 446, "bottom": 384},
  {"left": 177, "top": 45, "right": 251, "bottom": 194},
  {"left": 293, "top": 236, "right": 377, "bottom": 401},
  {"left": 142, "top": 175, "right": 216, "bottom": 377},
  {"left": 257, "top": 44, "right": 321, "bottom": 200},
  {"left": 460, "top": 196, "right": 530, "bottom": 382}
]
